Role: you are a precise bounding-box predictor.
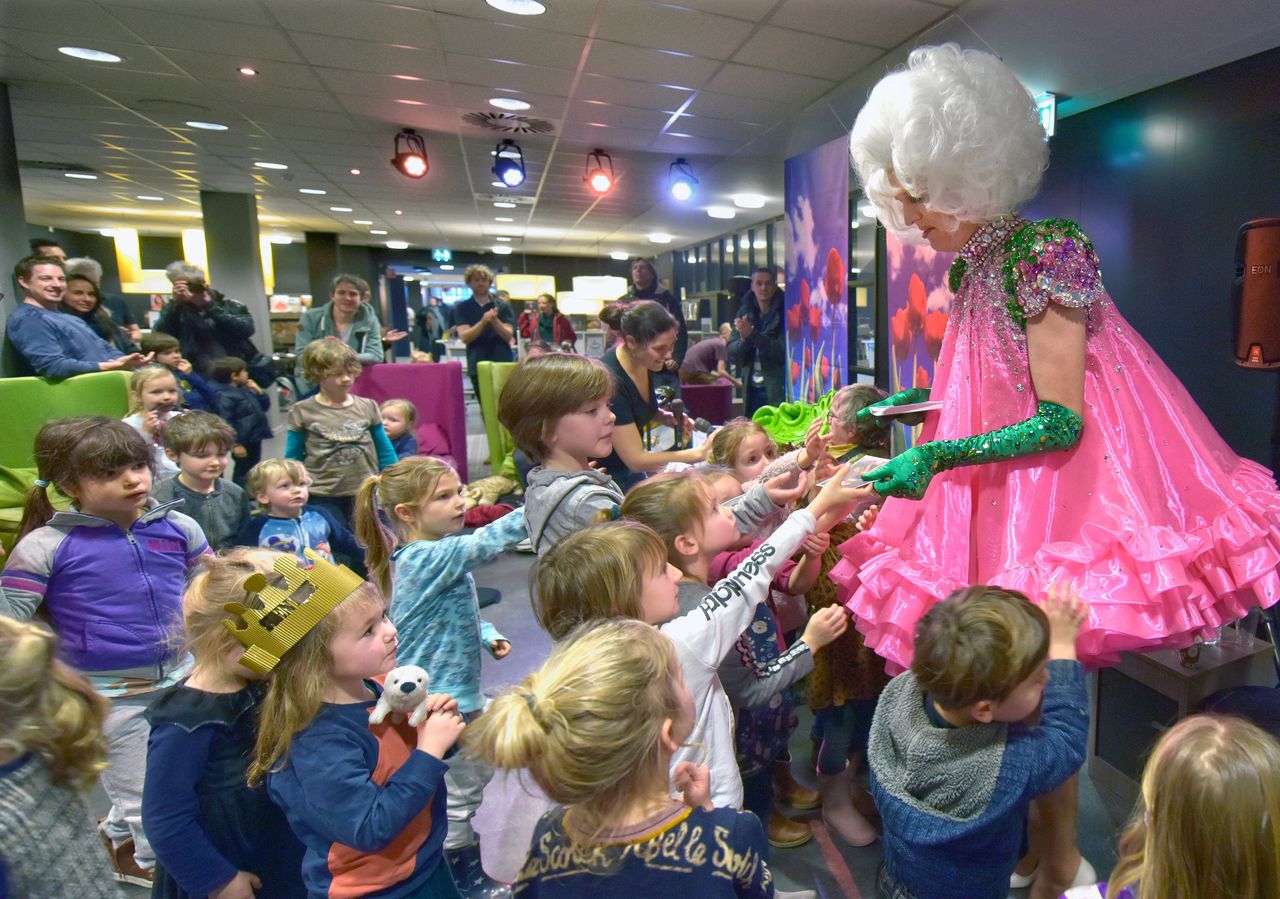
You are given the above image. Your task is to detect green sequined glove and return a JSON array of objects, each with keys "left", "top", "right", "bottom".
[
  {"left": 863, "top": 401, "right": 1083, "bottom": 499},
  {"left": 854, "top": 387, "right": 932, "bottom": 429}
]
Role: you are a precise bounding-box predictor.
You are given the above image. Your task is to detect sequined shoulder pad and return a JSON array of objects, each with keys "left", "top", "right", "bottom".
[{"left": 1001, "top": 219, "right": 1103, "bottom": 327}]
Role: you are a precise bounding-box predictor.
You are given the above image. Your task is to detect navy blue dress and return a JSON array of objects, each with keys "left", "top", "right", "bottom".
[{"left": 143, "top": 683, "right": 306, "bottom": 899}]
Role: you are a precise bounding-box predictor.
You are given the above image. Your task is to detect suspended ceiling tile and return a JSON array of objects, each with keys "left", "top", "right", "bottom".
[
  {"left": 732, "top": 27, "right": 883, "bottom": 81},
  {"left": 596, "top": 0, "right": 757, "bottom": 60},
  {"left": 583, "top": 40, "right": 720, "bottom": 85},
  {"left": 705, "top": 62, "right": 835, "bottom": 104},
  {"left": 432, "top": 17, "right": 588, "bottom": 69},
  {"left": 443, "top": 54, "right": 578, "bottom": 96}
]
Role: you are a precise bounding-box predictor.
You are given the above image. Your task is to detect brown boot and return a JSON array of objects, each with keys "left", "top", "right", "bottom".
[
  {"left": 818, "top": 768, "right": 877, "bottom": 847},
  {"left": 772, "top": 759, "right": 821, "bottom": 810},
  {"left": 767, "top": 808, "right": 813, "bottom": 848},
  {"left": 97, "top": 826, "right": 154, "bottom": 888}
]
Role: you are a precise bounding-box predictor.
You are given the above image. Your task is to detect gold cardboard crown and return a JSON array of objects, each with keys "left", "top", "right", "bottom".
[{"left": 222, "top": 549, "right": 367, "bottom": 675}]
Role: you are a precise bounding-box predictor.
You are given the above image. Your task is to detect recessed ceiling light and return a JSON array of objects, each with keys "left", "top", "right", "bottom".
[
  {"left": 269, "top": 235, "right": 293, "bottom": 244},
  {"left": 136, "top": 195, "right": 164, "bottom": 201},
  {"left": 404, "top": 275, "right": 416, "bottom": 282},
  {"left": 386, "top": 240, "right": 410, "bottom": 250},
  {"left": 495, "top": 236, "right": 512, "bottom": 242},
  {"left": 330, "top": 206, "right": 353, "bottom": 212},
  {"left": 59, "top": 46, "right": 122, "bottom": 63},
  {"left": 238, "top": 66, "right": 258, "bottom": 76},
  {"left": 494, "top": 216, "right": 514, "bottom": 222},
  {"left": 487, "top": 0, "right": 546, "bottom": 14},
  {"left": 648, "top": 233, "right": 673, "bottom": 244},
  {"left": 254, "top": 161, "right": 288, "bottom": 170},
  {"left": 394, "top": 209, "right": 403, "bottom": 215},
  {"left": 732, "top": 193, "right": 766, "bottom": 209},
  {"left": 667, "top": 132, "right": 693, "bottom": 138},
  {"left": 491, "top": 180, "right": 505, "bottom": 188},
  {"left": 64, "top": 172, "right": 97, "bottom": 180},
  {"left": 706, "top": 206, "right": 736, "bottom": 219},
  {"left": 354, "top": 219, "right": 373, "bottom": 225},
  {"left": 349, "top": 168, "right": 361, "bottom": 175},
  {"left": 392, "top": 74, "right": 423, "bottom": 81},
  {"left": 396, "top": 99, "right": 425, "bottom": 106},
  {"left": 587, "top": 122, "right": 608, "bottom": 128},
  {"left": 610, "top": 251, "right": 629, "bottom": 260},
  {"left": 492, "top": 245, "right": 515, "bottom": 255},
  {"left": 370, "top": 229, "right": 388, "bottom": 235},
  {"left": 299, "top": 188, "right": 326, "bottom": 195},
  {"left": 439, "top": 264, "right": 455, "bottom": 271},
  {"left": 185, "top": 120, "right": 229, "bottom": 131},
  {"left": 494, "top": 201, "right": 516, "bottom": 208},
  {"left": 488, "top": 97, "right": 530, "bottom": 111}
]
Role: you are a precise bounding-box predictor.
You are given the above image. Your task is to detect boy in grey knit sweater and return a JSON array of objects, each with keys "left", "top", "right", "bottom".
[{"left": 153, "top": 411, "right": 248, "bottom": 550}]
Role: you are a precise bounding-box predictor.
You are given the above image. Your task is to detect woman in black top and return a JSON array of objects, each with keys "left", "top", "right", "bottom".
[
  {"left": 60, "top": 274, "right": 138, "bottom": 353},
  {"left": 596, "top": 301, "right": 706, "bottom": 491}
]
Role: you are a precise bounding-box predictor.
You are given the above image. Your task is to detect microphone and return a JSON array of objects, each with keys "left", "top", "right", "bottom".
[
  {"left": 669, "top": 398, "right": 686, "bottom": 449},
  {"left": 692, "top": 417, "right": 716, "bottom": 434}
]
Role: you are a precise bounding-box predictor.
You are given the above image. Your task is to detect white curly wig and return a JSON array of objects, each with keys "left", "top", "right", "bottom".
[{"left": 850, "top": 44, "right": 1048, "bottom": 243}]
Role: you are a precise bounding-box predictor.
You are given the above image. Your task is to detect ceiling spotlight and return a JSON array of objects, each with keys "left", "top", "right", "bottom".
[
  {"left": 185, "top": 120, "right": 228, "bottom": 131},
  {"left": 298, "top": 188, "right": 326, "bottom": 195},
  {"left": 668, "top": 157, "right": 697, "bottom": 201},
  {"left": 439, "top": 264, "right": 455, "bottom": 271},
  {"left": 648, "top": 233, "right": 673, "bottom": 244},
  {"left": 494, "top": 216, "right": 514, "bottom": 222},
  {"left": 254, "top": 161, "right": 288, "bottom": 170},
  {"left": 585, "top": 148, "right": 614, "bottom": 194},
  {"left": 391, "top": 129, "right": 429, "bottom": 179},
  {"left": 489, "top": 97, "right": 530, "bottom": 111},
  {"left": 386, "top": 240, "right": 410, "bottom": 250},
  {"left": 137, "top": 195, "right": 164, "bottom": 201},
  {"left": 354, "top": 219, "right": 373, "bottom": 225},
  {"left": 370, "top": 229, "right": 388, "bottom": 235},
  {"left": 238, "top": 66, "right": 259, "bottom": 76},
  {"left": 491, "top": 139, "right": 526, "bottom": 188},
  {"left": 495, "top": 236, "right": 512, "bottom": 242},
  {"left": 610, "top": 250, "right": 629, "bottom": 260},
  {"left": 350, "top": 168, "right": 361, "bottom": 175},
  {"left": 59, "top": 46, "right": 122, "bottom": 63},
  {"left": 707, "top": 206, "right": 736, "bottom": 220},
  {"left": 731, "top": 193, "right": 766, "bottom": 209},
  {"left": 486, "top": 0, "right": 546, "bottom": 15},
  {"left": 64, "top": 172, "right": 98, "bottom": 180},
  {"left": 494, "top": 201, "right": 516, "bottom": 208},
  {"left": 492, "top": 245, "right": 515, "bottom": 255},
  {"left": 394, "top": 209, "right": 403, "bottom": 215},
  {"left": 330, "top": 205, "right": 353, "bottom": 212}
]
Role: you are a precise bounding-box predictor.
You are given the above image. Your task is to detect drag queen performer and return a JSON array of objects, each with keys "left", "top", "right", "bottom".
[{"left": 832, "top": 45, "right": 1280, "bottom": 898}]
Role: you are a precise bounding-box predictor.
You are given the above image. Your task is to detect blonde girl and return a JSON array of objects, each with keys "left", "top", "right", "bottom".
[
  {"left": 468, "top": 618, "right": 775, "bottom": 897},
  {"left": 249, "top": 555, "right": 465, "bottom": 899},
  {"left": 534, "top": 468, "right": 867, "bottom": 812},
  {"left": 1067, "top": 714, "right": 1280, "bottom": 899},
  {"left": 0, "top": 617, "right": 121, "bottom": 898},
  {"left": 618, "top": 471, "right": 851, "bottom": 845},
  {"left": 380, "top": 399, "right": 419, "bottom": 460},
  {"left": 142, "top": 551, "right": 306, "bottom": 899},
  {"left": 706, "top": 418, "right": 779, "bottom": 483},
  {"left": 123, "top": 364, "right": 183, "bottom": 479},
  {"left": 353, "top": 456, "right": 525, "bottom": 892},
  {"left": 2, "top": 416, "right": 208, "bottom": 886}
]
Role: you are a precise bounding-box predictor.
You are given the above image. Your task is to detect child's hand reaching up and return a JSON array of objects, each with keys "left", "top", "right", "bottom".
[
  {"left": 808, "top": 465, "right": 878, "bottom": 531},
  {"left": 800, "top": 605, "right": 849, "bottom": 651},
  {"left": 764, "top": 468, "right": 807, "bottom": 507},
  {"left": 797, "top": 416, "right": 834, "bottom": 471},
  {"left": 490, "top": 639, "right": 511, "bottom": 659},
  {"left": 855, "top": 504, "right": 879, "bottom": 533},
  {"left": 1043, "top": 582, "right": 1089, "bottom": 661},
  {"left": 416, "top": 693, "right": 465, "bottom": 759},
  {"left": 800, "top": 532, "right": 831, "bottom": 559},
  {"left": 673, "top": 761, "right": 712, "bottom": 812}
]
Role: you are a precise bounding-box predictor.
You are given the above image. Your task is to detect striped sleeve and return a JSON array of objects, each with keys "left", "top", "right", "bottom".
[
  {"left": 0, "top": 528, "right": 63, "bottom": 619},
  {"left": 168, "top": 511, "right": 211, "bottom": 568}
]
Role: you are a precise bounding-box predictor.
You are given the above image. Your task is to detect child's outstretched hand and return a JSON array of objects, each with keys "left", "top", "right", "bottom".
[
  {"left": 797, "top": 416, "right": 834, "bottom": 471},
  {"left": 855, "top": 504, "right": 880, "bottom": 533},
  {"left": 764, "top": 468, "right": 806, "bottom": 507},
  {"left": 808, "top": 465, "right": 878, "bottom": 532},
  {"left": 801, "top": 605, "right": 849, "bottom": 651},
  {"left": 210, "top": 871, "right": 261, "bottom": 899},
  {"left": 1043, "top": 582, "right": 1089, "bottom": 661},
  {"left": 490, "top": 639, "right": 511, "bottom": 659},
  {"left": 416, "top": 693, "right": 465, "bottom": 758},
  {"left": 673, "top": 761, "right": 712, "bottom": 812},
  {"left": 800, "top": 532, "right": 831, "bottom": 559}
]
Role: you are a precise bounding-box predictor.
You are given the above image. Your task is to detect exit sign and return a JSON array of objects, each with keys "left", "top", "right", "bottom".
[{"left": 432, "top": 248, "right": 452, "bottom": 263}]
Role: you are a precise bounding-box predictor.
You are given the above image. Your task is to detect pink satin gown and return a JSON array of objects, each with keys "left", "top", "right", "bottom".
[{"left": 831, "top": 216, "right": 1280, "bottom": 671}]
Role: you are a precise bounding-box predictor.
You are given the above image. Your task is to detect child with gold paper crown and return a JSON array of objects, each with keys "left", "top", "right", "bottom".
[{"left": 232, "top": 549, "right": 467, "bottom": 899}]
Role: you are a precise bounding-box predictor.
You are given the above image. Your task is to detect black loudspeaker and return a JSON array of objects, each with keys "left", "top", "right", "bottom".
[{"left": 1233, "top": 218, "right": 1280, "bottom": 368}]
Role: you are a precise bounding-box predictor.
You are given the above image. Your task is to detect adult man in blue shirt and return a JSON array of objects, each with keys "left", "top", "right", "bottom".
[
  {"left": 452, "top": 264, "right": 514, "bottom": 406},
  {"left": 4, "top": 256, "right": 151, "bottom": 378}
]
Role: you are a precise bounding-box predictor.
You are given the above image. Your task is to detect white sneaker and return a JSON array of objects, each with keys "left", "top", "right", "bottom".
[
  {"left": 514, "top": 537, "right": 533, "bottom": 553},
  {"left": 1009, "top": 867, "right": 1036, "bottom": 889},
  {"left": 1009, "top": 857, "right": 1097, "bottom": 891}
]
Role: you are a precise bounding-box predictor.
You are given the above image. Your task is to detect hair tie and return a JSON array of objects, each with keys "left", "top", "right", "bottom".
[
  {"left": 522, "top": 691, "right": 549, "bottom": 731},
  {"left": 33, "top": 479, "right": 49, "bottom": 489},
  {"left": 608, "top": 503, "right": 622, "bottom": 521}
]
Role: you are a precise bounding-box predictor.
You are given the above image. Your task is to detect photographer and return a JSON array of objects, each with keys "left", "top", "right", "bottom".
[{"left": 156, "top": 262, "right": 273, "bottom": 383}]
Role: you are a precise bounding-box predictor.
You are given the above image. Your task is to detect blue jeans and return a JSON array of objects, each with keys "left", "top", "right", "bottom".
[{"left": 815, "top": 700, "right": 877, "bottom": 776}]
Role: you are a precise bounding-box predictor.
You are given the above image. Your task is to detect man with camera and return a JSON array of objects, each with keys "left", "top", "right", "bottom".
[{"left": 156, "top": 262, "right": 273, "bottom": 384}]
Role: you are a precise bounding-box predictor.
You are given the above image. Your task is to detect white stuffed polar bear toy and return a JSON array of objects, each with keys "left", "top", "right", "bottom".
[{"left": 369, "top": 665, "right": 431, "bottom": 727}]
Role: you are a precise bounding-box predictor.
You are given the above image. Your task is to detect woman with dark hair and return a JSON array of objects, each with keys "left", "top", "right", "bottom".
[
  {"left": 517, "top": 293, "right": 576, "bottom": 348},
  {"left": 60, "top": 273, "right": 138, "bottom": 354},
  {"left": 595, "top": 301, "right": 706, "bottom": 491}
]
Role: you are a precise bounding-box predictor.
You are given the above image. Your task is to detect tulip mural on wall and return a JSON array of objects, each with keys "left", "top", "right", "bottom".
[
  {"left": 885, "top": 232, "right": 955, "bottom": 448},
  {"left": 784, "top": 136, "right": 849, "bottom": 402}
]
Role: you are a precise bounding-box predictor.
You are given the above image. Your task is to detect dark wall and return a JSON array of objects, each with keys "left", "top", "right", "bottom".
[
  {"left": 269, "top": 241, "right": 310, "bottom": 294},
  {"left": 1024, "top": 45, "right": 1280, "bottom": 466}
]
